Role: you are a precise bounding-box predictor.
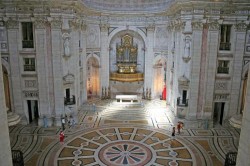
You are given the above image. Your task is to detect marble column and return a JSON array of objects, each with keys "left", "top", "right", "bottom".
[
  {"left": 236, "top": 64, "right": 250, "bottom": 166},
  {"left": 228, "top": 23, "right": 247, "bottom": 116},
  {"left": 100, "top": 24, "right": 109, "bottom": 93},
  {"left": 34, "top": 19, "right": 52, "bottom": 126},
  {"left": 50, "top": 19, "right": 64, "bottom": 126},
  {"left": 81, "top": 24, "right": 87, "bottom": 102},
  {"left": 203, "top": 22, "right": 220, "bottom": 119},
  {"left": 0, "top": 48, "right": 13, "bottom": 165},
  {"left": 166, "top": 26, "right": 174, "bottom": 105},
  {"left": 186, "top": 21, "right": 203, "bottom": 120},
  {"left": 144, "top": 25, "right": 155, "bottom": 90},
  {"left": 5, "top": 19, "right": 24, "bottom": 121}
]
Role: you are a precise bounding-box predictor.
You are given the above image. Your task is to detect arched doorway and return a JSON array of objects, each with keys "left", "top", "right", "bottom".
[
  {"left": 87, "top": 56, "right": 100, "bottom": 99},
  {"left": 153, "top": 58, "right": 167, "bottom": 99}
]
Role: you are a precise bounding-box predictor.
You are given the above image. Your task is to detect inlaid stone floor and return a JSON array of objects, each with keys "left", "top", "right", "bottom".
[{"left": 9, "top": 99, "right": 240, "bottom": 166}]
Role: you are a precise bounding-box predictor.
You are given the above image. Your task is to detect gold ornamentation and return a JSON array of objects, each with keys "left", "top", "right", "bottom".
[{"left": 110, "top": 73, "right": 144, "bottom": 82}]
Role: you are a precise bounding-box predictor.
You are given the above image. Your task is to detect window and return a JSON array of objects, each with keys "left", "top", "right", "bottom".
[
  {"left": 23, "top": 58, "right": 35, "bottom": 71},
  {"left": 217, "top": 60, "right": 229, "bottom": 74},
  {"left": 22, "top": 22, "right": 34, "bottom": 48},
  {"left": 220, "top": 25, "right": 231, "bottom": 51}
]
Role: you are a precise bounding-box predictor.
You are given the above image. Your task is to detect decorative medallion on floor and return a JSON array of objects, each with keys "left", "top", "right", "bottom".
[{"left": 44, "top": 127, "right": 197, "bottom": 166}]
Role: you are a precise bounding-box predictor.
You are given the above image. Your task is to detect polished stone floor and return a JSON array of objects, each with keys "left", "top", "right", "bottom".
[{"left": 9, "top": 99, "right": 240, "bottom": 166}]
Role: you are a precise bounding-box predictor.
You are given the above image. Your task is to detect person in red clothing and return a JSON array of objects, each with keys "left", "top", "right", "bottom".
[
  {"left": 59, "top": 131, "right": 65, "bottom": 144},
  {"left": 177, "top": 122, "right": 183, "bottom": 134}
]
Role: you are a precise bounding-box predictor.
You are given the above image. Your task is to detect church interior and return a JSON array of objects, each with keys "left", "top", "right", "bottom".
[{"left": 0, "top": 0, "right": 250, "bottom": 165}]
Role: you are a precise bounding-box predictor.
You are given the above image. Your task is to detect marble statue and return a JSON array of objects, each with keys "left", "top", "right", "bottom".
[{"left": 64, "top": 38, "right": 70, "bottom": 56}]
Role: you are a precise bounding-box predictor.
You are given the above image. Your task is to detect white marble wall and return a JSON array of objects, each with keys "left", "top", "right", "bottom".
[
  {"left": 1, "top": 1, "right": 250, "bottom": 128},
  {"left": 228, "top": 26, "right": 247, "bottom": 117},
  {"left": 203, "top": 24, "right": 220, "bottom": 119},
  {"left": 6, "top": 20, "right": 25, "bottom": 121}
]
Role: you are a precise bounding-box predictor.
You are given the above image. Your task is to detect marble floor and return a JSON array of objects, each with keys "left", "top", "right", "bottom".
[{"left": 9, "top": 99, "right": 240, "bottom": 166}]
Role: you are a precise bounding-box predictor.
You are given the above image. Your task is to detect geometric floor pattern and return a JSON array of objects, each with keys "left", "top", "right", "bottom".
[{"left": 9, "top": 99, "right": 240, "bottom": 166}]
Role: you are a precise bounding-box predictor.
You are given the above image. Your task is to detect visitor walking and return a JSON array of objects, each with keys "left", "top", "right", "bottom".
[
  {"left": 59, "top": 131, "right": 65, "bottom": 145},
  {"left": 177, "top": 122, "right": 183, "bottom": 134},
  {"left": 61, "top": 117, "right": 66, "bottom": 131},
  {"left": 171, "top": 126, "right": 175, "bottom": 141}
]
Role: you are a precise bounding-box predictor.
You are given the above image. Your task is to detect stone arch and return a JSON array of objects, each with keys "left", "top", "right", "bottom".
[
  {"left": 108, "top": 27, "right": 147, "bottom": 46},
  {"left": 153, "top": 54, "right": 167, "bottom": 99}
]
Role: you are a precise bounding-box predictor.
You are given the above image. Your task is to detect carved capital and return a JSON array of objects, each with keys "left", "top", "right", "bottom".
[
  {"left": 208, "top": 21, "right": 220, "bottom": 31},
  {"left": 69, "top": 19, "right": 82, "bottom": 30},
  {"left": 175, "top": 22, "right": 185, "bottom": 31},
  {"left": 234, "top": 22, "right": 248, "bottom": 32},
  {"left": 191, "top": 21, "right": 203, "bottom": 30},
  {"left": 50, "top": 18, "right": 62, "bottom": 29},
  {"left": 34, "top": 18, "right": 47, "bottom": 29},
  {"left": 81, "top": 23, "right": 87, "bottom": 31},
  {"left": 100, "top": 23, "right": 109, "bottom": 32},
  {"left": 5, "top": 19, "right": 19, "bottom": 29},
  {"left": 147, "top": 24, "right": 155, "bottom": 32}
]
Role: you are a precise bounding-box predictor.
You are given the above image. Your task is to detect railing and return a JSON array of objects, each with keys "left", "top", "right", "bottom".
[
  {"left": 22, "top": 40, "right": 34, "bottom": 48},
  {"left": 110, "top": 72, "right": 144, "bottom": 82},
  {"left": 217, "top": 67, "right": 229, "bottom": 74},
  {"left": 12, "top": 150, "right": 24, "bottom": 166},
  {"left": 219, "top": 42, "right": 231, "bottom": 51},
  {"left": 64, "top": 96, "right": 75, "bottom": 105},
  {"left": 177, "top": 98, "right": 188, "bottom": 107},
  {"left": 224, "top": 152, "right": 237, "bottom": 166},
  {"left": 24, "top": 65, "right": 35, "bottom": 71}
]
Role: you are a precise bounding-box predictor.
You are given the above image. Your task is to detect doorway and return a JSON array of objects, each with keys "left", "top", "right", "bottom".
[
  {"left": 213, "top": 102, "right": 225, "bottom": 125},
  {"left": 27, "top": 100, "right": 39, "bottom": 123}
]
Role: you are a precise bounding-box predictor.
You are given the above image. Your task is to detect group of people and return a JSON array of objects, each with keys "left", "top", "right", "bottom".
[
  {"left": 171, "top": 122, "right": 184, "bottom": 140},
  {"left": 60, "top": 115, "right": 76, "bottom": 144}
]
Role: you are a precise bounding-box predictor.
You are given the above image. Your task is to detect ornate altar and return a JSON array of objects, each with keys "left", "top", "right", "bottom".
[{"left": 110, "top": 34, "right": 144, "bottom": 82}]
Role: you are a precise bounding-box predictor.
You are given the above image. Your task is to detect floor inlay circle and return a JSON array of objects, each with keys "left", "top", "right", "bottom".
[
  {"left": 99, "top": 141, "right": 152, "bottom": 166},
  {"left": 45, "top": 127, "right": 200, "bottom": 166}
]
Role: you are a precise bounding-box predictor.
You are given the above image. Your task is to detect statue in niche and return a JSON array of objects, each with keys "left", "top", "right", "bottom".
[
  {"left": 184, "top": 37, "right": 191, "bottom": 58},
  {"left": 64, "top": 37, "right": 70, "bottom": 57}
]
